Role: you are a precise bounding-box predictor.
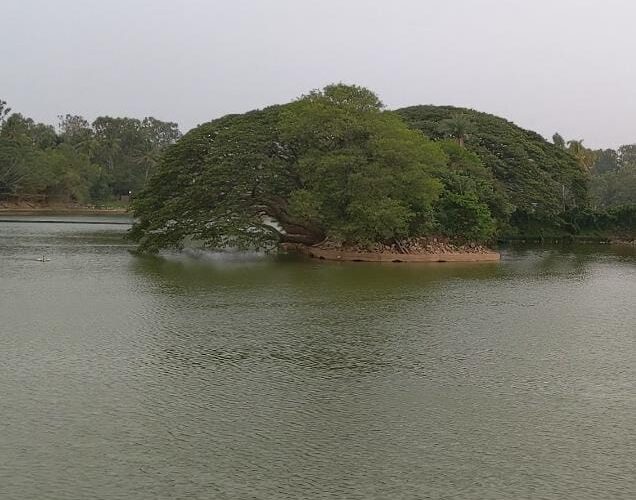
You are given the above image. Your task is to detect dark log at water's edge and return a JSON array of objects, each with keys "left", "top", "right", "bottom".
[{"left": 281, "top": 243, "right": 501, "bottom": 263}]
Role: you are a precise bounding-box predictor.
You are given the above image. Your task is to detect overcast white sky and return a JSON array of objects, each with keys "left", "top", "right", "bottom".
[{"left": 2, "top": 0, "right": 635, "bottom": 148}]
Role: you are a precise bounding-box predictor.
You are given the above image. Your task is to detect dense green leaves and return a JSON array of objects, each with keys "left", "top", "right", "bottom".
[
  {"left": 132, "top": 85, "right": 629, "bottom": 252},
  {"left": 397, "top": 105, "right": 589, "bottom": 233},
  {"left": 436, "top": 192, "right": 496, "bottom": 240},
  {"left": 588, "top": 145, "right": 636, "bottom": 210},
  {"left": 130, "top": 109, "right": 293, "bottom": 252},
  {"left": 131, "top": 86, "right": 513, "bottom": 252},
  {"left": 0, "top": 100, "right": 180, "bottom": 204},
  {"left": 4, "top": 84, "right": 633, "bottom": 250},
  {"left": 432, "top": 141, "right": 504, "bottom": 239},
  {"left": 131, "top": 85, "right": 450, "bottom": 252},
  {"left": 438, "top": 113, "right": 474, "bottom": 147},
  {"left": 279, "top": 86, "right": 445, "bottom": 244}
]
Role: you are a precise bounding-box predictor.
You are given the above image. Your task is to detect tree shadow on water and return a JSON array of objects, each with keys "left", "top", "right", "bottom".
[
  {"left": 129, "top": 251, "right": 502, "bottom": 297},
  {"left": 127, "top": 252, "right": 503, "bottom": 378}
]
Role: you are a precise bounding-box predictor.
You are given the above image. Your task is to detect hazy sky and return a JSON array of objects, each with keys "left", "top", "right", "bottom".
[{"left": 2, "top": 0, "right": 635, "bottom": 148}]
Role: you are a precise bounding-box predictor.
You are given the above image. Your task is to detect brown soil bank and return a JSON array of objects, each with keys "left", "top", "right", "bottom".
[{"left": 282, "top": 243, "right": 500, "bottom": 263}]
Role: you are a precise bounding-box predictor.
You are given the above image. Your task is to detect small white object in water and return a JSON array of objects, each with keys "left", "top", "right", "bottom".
[{"left": 36, "top": 255, "right": 50, "bottom": 262}]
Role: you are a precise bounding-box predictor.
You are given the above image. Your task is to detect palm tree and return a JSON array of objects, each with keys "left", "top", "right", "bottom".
[
  {"left": 135, "top": 146, "right": 161, "bottom": 188},
  {"left": 567, "top": 139, "right": 596, "bottom": 171},
  {"left": 0, "top": 99, "right": 11, "bottom": 126},
  {"left": 439, "top": 113, "right": 473, "bottom": 147}
]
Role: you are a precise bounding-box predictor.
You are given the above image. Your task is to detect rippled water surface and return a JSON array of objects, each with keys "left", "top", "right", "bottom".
[{"left": 1, "top": 217, "right": 635, "bottom": 499}]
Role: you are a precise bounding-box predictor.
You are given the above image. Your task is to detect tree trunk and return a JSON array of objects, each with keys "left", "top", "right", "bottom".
[
  {"left": 261, "top": 198, "right": 325, "bottom": 245},
  {"left": 279, "top": 232, "right": 323, "bottom": 245}
]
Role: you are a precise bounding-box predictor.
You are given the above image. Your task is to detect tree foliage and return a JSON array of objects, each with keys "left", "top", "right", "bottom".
[
  {"left": 433, "top": 140, "right": 506, "bottom": 239},
  {"left": 132, "top": 86, "right": 627, "bottom": 252},
  {"left": 0, "top": 99, "right": 180, "bottom": 203},
  {"left": 397, "top": 106, "right": 589, "bottom": 232},
  {"left": 131, "top": 85, "right": 450, "bottom": 252},
  {"left": 279, "top": 86, "right": 445, "bottom": 245},
  {"left": 552, "top": 132, "right": 565, "bottom": 149},
  {"left": 589, "top": 145, "right": 636, "bottom": 210},
  {"left": 4, "top": 85, "right": 632, "bottom": 248},
  {"left": 438, "top": 113, "right": 474, "bottom": 147},
  {"left": 566, "top": 139, "right": 596, "bottom": 171}
]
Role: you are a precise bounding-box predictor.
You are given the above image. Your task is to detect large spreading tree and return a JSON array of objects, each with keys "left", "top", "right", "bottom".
[
  {"left": 130, "top": 85, "right": 450, "bottom": 252},
  {"left": 130, "top": 84, "right": 613, "bottom": 253}
]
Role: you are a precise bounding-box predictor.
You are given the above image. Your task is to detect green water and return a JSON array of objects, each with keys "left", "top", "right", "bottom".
[{"left": 1, "top": 217, "right": 635, "bottom": 499}]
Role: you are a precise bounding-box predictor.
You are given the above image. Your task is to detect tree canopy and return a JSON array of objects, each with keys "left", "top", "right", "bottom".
[
  {"left": 131, "top": 85, "right": 513, "bottom": 252},
  {"left": 0, "top": 102, "right": 180, "bottom": 204},
  {"left": 396, "top": 105, "right": 589, "bottom": 233},
  {"left": 4, "top": 84, "right": 633, "bottom": 248},
  {"left": 588, "top": 144, "right": 636, "bottom": 210},
  {"left": 547, "top": 133, "right": 636, "bottom": 236}
]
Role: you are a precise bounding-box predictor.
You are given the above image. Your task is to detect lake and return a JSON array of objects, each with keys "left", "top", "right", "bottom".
[{"left": 1, "top": 216, "right": 635, "bottom": 500}]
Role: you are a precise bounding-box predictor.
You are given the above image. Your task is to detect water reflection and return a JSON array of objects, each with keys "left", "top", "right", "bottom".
[{"left": 130, "top": 251, "right": 502, "bottom": 291}]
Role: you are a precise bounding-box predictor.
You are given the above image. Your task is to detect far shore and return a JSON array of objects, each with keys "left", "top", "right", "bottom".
[{"left": 0, "top": 206, "right": 129, "bottom": 216}]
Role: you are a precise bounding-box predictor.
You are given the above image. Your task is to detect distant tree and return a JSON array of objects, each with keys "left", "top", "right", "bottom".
[
  {"left": 92, "top": 117, "right": 133, "bottom": 174},
  {"left": 0, "top": 135, "right": 25, "bottom": 194},
  {"left": 552, "top": 132, "right": 565, "bottom": 149},
  {"left": 24, "top": 144, "right": 98, "bottom": 203},
  {"left": 439, "top": 113, "right": 473, "bottom": 147},
  {"left": 91, "top": 116, "right": 180, "bottom": 196},
  {"left": 2, "top": 113, "right": 57, "bottom": 149},
  {"left": 434, "top": 140, "right": 509, "bottom": 236},
  {"left": 592, "top": 148, "right": 619, "bottom": 175},
  {"left": 0, "top": 99, "right": 10, "bottom": 126},
  {"left": 58, "top": 115, "right": 94, "bottom": 154},
  {"left": 591, "top": 163, "right": 636, "bottom": 208},
  {"left": 436, "top": 192, "right": 496, "bottom": 240},
  {"left": 0, "top": 113, "right": 58, "bottom": 194},
  {"left": 589, "top": 143, "right": 636, "bottom": 209},
  {"left": 279, "top": 85, "right": 444, "bottom": 245},
  {"left": 567, "top": 139, "right": 596, "bottom": 171},
  {"left": 618, "top": 144, "right": 636, "bottom": 168},
  {"left": 136, "top": 117, "right": 181, "bottom": 187},
  {"left": 1, "top": 102, "right": 180, "bottom": 204}
]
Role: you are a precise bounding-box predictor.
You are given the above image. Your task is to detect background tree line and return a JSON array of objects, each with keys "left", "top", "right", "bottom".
[
  {"left": 396, "top": 105, "right": 635, "bottom": 240},
  {"left": 0, "top": 98, "right": 181, "bottom": 205},
  {"left": 552, "top": 133, "right": 636, "bottom": 209},
  {"left": 550, "top": 133, "right": 636, "bottom": 237}
]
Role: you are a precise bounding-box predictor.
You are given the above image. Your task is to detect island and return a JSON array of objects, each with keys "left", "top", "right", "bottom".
[{"left": 1, "top": 86, "right": 634, "bottom": 257}]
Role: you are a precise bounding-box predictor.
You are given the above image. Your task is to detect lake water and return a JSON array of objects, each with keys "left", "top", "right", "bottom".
[{"left": 1, "top": 217, "right": 635, "bottom": 500}]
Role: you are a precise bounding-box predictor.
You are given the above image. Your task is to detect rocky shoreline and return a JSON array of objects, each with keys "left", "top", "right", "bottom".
[{"left": 282, "top": 237, "right": 500, "bottom": 263}]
